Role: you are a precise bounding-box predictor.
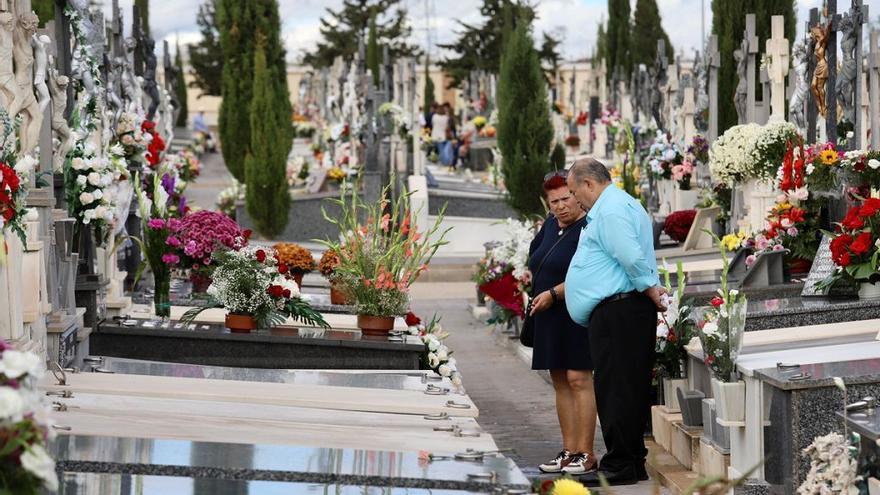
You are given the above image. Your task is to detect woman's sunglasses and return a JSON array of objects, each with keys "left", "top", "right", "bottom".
[{"left": 543, "top": 170, "right": 568, "bottom": 181}]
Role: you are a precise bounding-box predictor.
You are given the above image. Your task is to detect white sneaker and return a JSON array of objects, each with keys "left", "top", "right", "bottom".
[
  {"left": 538, "top": 449, "right": 572, "bottom": 473},
  {"left": 561, "top": 453, "right": 597, "bottom": 475}
]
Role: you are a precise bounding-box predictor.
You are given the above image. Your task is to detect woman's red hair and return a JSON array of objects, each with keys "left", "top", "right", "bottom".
[{"left": 543, "top": 174, "right": 567, "bottom": 191}]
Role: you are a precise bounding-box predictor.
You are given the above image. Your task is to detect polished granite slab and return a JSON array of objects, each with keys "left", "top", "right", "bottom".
[
  {"left": 839, "top": 407, "right": 880, "bottom": 441},
  {"left": 52, "top": 435, "right": 530, "bottom": 491},
  {"left": 754, "top": 357, "right": 880, "bottom": 391},
  {"left": 58, "top": 472, "right": 503, "bottom": 494},
  {"left": 84, "top": 357, "right": 451, "bottom": 392},
  {"left": 91, "top": 319, "right": 423, "bottom": 369}
]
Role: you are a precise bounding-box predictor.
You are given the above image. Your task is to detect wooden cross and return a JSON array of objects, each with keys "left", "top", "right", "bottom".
[{"left": 806, "top": 8, "right": 819, "bottom": 143}]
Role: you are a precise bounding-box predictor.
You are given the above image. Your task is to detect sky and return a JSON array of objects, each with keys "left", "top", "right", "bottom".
[{"left": 104, "top": 0, "right": 832, "bottom": 63}]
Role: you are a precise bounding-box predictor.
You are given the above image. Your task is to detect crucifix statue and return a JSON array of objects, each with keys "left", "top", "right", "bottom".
[
  {"left": 789, "top": 39, "right": 810, "bottom": 135},
  {"left": 734, "top": 41, "right": 748, "bottom": 124},
  {"left": 765, "top": 16, "right": 790, "bottom": 122},
  {"left": 13, "top": 10, "right": 42, "bottom": 156},
  {"left": 810, "top": 21, "right": 830, "bottom": 117},
  {"left": 142, "top": 35, "right": 160, "bottom": 120}
]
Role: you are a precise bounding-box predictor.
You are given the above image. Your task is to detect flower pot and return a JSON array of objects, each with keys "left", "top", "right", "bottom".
[
  {"left": 357, "top": 314, "right": 396, "bottom": 336},
  {"left": 292, "top": 272, "right": 304, "bottom": 288},
  {"left": 674, "top": 188, "right": 700, "bottom": 211},
  {"left": 190, "top": 272, "right": 211, "bottom": 293},
  {"left": 859, "top": 282, "right": 880, "bottom": 299},
  {"left": 329, "top": 285, "right": 348, "bottom": 305},
  {"left": 225, "top": 313, "right": 257, "bottom": 333},
  {"left": 711, "top": 378, "right": 745, "bottom": 425},
  {"left": 662, "top": 377, "right": 688, "bottom": 413}
]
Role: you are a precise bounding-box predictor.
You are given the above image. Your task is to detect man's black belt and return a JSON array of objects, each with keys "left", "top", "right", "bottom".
[{"left": 597, "top": 290, "right": 641, "bottom": 309}]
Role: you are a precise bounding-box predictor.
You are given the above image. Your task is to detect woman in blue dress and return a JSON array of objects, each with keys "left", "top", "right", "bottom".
[{"left": 529, "top": 171, "right": 597, "bottom": 475}]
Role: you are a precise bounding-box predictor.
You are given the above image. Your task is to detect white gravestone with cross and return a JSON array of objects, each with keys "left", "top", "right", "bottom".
[{"left": 766, "top": 16, "right": 790, "bottom": 122}]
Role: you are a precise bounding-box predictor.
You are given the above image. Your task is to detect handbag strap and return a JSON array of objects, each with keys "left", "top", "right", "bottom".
[{"left": 531, "top": 216, "right": 585, "bottom": 286}]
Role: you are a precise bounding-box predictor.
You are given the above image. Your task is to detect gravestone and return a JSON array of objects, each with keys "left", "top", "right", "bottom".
[
  {"left": 801, "top": 235, "right": 859, "bottom": 297},
  {"left": 745, "top": 14, "right": 759, "bottom": 124},
  {"left": 766, "top": 16, "right": 790, "bottom": 122}
]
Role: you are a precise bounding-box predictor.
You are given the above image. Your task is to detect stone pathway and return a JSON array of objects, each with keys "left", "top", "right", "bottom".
[
  {"left": 187, "top": 150, "right": 234, "bottom": 211},
  {"left": 411, "top": 293, "right": 668, "bottom": 494}
]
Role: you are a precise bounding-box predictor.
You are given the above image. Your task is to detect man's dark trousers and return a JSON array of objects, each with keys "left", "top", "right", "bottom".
[{"left": 588, "top": 293, "right": 657, "bottom": 474}]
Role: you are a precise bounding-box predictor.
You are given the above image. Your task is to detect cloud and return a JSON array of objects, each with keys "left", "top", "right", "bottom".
[{"left": 100, "top": 0, "right": 828, "bottom": 62}]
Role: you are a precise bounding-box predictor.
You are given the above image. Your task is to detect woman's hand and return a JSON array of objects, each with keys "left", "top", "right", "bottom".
[{"left": 529, "top": 291, "right": 554, "bottom": 315}]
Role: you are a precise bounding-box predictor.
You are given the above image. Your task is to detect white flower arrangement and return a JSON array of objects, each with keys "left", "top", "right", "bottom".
[
  {"left": 797, "top": 432, "right": 861, "bottom": 495},
  {"left": 408, "top": 315, "right": 463, "bottom": 387},
  {"left": 709, "top": 123, "right": 763, "bottom": 184},
  {"left": 65, "top": 139, "right": 128, "bottom": 244},
  {"left": 750, "top": 120, "right": 799, "bottom": 180},
  {"left": 489, "top": 218, "right": 534, "bottom": 283}
]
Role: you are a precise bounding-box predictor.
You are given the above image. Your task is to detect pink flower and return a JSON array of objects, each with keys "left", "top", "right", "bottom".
[
  {"left": 772, "top": 244, "right": 784, "bottom": 251},
  {"left": 755, "top": 236, "right": 770, "bottom": 251},
  {"left": 162, "top": 253, "right": 180, "bottom": 265},
  {"left": 148, "top": 218, "right": 165, "bottom": 230},
  {"left": 165, "top": 236, "right": 181, "bottom": 247},
  {"left": 787, "top": 227, "right": 798, "bottom": 237},
  {"left": 184, "top": 240, "right": 198, "bottom": 256},
  {"left": 167, "top": 218, "right": 182, "bottom": 231},
  {"left": 745, "top": 254, "right": 757, "bottom": 267}
]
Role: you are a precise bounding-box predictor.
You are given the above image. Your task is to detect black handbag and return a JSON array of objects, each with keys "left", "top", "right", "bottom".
[{"left": 520, "top": 219, "right": 581, "bottom": 347}]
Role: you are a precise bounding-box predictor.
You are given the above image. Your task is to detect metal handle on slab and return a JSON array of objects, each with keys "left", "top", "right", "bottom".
[
  {"left": 92, "top": 367, "right": 114, "bottom": 374},
  {"left": 52, "top": 402, "right": 76, "bottom": 412},
  {"left": 446, "top": 400, "right": 471, "bottom": 409},
  {"left": 454, "top": 430, "right": 481, "bottom": 438},
  {"left": 50, "top": 362, "right": 68, "bottom": 386},
  {"left": 776, "top": 362, "right": 800, "bottom": 369},
  {"left": 51, "top": 425, "right": 72, "bottom": 431},
  {"left": 423, "top": 412, "right": 450, "bottom": 420},
  {"left": 433, "top": 425, "right": 458, "bottom": 432},
  {"left": 789, "top": 373, "right": 812, "bottom": 381},
  {"left": 82, "top": 356, "right": 104, "bottom": 364},
  {"left": 466, "top": 472, "right": 497, "bottom": 482},
  {"left": 46, "top": 390, "right": 73, "bottom": 398},
  {"left": 847, "top": 397, "right": 877, "bottom": 412}
]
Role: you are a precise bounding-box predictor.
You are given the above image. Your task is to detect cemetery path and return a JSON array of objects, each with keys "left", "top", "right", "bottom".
[
  {"left": 188, "top": 151, "right": 233, "bottom": 211},
  {"left": 411, "top": 293, "right": 667, "bottom": 494}
]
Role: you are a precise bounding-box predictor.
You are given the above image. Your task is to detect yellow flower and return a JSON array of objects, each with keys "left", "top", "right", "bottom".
[
  {"left": 552, "top": 478, "right": 590, "bottom": 495},
  {"left": 819, "top": 149, "right": 839, "bottom": 165},
  {"left": 721, "top": 233, "right": 744, "bottom": 252},
  {"left": 777, "top": 202, "right": 793, "bottom": 211}
]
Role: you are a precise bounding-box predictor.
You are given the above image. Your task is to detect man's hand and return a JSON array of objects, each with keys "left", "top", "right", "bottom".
[
  {"left": 645, "top": 286, "right": 668, "bottom": 312},
  {"left": 530, "top": 291, "right": 554, "bottom": 315}
]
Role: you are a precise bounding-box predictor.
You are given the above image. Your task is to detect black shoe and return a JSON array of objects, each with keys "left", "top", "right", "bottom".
[{"left": 579, "top": 468, "right": 639, "bottom": 487}]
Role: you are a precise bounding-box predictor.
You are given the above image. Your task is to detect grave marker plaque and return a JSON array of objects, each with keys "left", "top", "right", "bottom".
[{"left": 801, "top": 235, "right": 857, "bottom": 297}]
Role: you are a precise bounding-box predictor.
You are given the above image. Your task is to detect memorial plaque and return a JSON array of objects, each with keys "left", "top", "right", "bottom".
[
  {"left": 802, "top": 235, "right": 858, "bottom": 297},
  {"left": 307, "top": 169, "right": 329, "bottom": 194}
]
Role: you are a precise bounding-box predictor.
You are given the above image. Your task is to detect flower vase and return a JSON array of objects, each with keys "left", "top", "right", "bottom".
[
  {"left": 330, "top": 284, "right": 348, "bottom": 305},
  {"left": 153, "top": 274, "right": 171, "bottom": 318},
  {"left": 292, "top": 272, "right": 304, "bottom": 288},
  {"left": 662, "top": 377, "right": 688, "bottom": 413},
  {"left": 859, "top": 282, "right": 880, "bottom": 299},
  {"left": 190, "top": 272, "right": 211, "bottom": 293},
  {"left": 226, "top": 313, "right": 257, "bottom": 333},
  {"left": 710, "top": 378, "right": 746, "bottom": 425},
  {"left": 674, "top": 188, "right": 700, "bottom": 211},
  {"left": 657, "top": 179, "right": 675, "bottom": 215},
  {"left": 357, "top": 314, "right": 396, "bottom": 336}
]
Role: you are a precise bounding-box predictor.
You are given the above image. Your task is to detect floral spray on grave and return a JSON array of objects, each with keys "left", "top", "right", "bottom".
[{"left": 655, "top": 261, "right": 696, "bottom": 382}]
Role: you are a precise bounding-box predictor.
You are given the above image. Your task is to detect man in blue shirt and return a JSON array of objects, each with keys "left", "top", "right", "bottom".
[{"left": 565, "top": 157, "right": 665, "bottom": 486}]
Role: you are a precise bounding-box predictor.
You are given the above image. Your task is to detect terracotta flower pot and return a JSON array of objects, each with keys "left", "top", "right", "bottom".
[
  {"left": 357, "top": 314, "right": 395, "bottom": 336},
  {"left": 330, "top": 285, "right": 348, "bottom": 305},
  {"left": 225, "top": 313, "right": 257, "bottom": 333}
]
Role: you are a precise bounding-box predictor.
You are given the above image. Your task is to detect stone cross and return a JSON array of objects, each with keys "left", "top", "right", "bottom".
[
  {"left": 651, "top": 39, "right": 668, "bottom": 129},
  {"left": 708, "top": 35, "right": 720, "bottom": 142},
  {"left": 806, "top": 8, "right": 820, "bottom": 143},
  {"left": 827, "top": 0, "right": 839, "bottom": 145},
  {"left": 870, "top": 29, "right": 880, "bottom": 150},
  {"left": 744, "top": 14, "right": 759, "bottom": 123},
  {"left": 766, "top": 16, "right": 790, "bottom": 121},
  {"left": 132, "top": 5, "right": 143, "bottom": 76},
  {"left": 682, "top": 85, "right": 696, "bottom": 143}
]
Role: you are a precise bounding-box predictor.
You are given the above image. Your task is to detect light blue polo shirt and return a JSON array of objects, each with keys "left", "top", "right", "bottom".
[{"left": 565, "top": 185, "right": 659, "bottom": 326}]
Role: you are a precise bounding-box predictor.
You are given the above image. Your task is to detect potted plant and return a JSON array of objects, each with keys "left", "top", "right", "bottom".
[
  {"left": 274, "top": 243, "right": 316, "bottom": 287},
  {"left": 181, "top": 245, "right": 328, "bottom": 332},
  {"left": 319, "top": 249, "right": 349, "bottom": 305},
  {"left": 321, "top": 186, "right": 450, "bottom": 336},
  {"left": 655, "top": 261, "right": 696, "bottom": 413},
  {"left": 134, "top": 169, "right": 183, "bottom": 318},
  {"left": 177, "top": 210, "right": 249, "bottom": 292},
  {"left": 819, "top": 197, "right": 880, "bottom": 298},
  {"left": 697, "top": 232, "right": 748, "bottom": 425}
]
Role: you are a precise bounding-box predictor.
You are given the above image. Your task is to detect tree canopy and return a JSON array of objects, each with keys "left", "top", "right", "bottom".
[
  {"left": 189, "top": 0, "right": 223, "bottom": 97},
  {"left": 302, "top": 0, "right": 420, "bottom": 68},
  {"left": 631, "top": 0, "right": 673, "bottom": 70}
]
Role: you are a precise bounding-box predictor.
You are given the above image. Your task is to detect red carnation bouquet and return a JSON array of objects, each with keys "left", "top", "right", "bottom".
[
  {"left": 820, "top": 197, "right": 880, "bottom": 289},
  {"left": 663, "top": 210, "right": 696, "bottom": 243}
]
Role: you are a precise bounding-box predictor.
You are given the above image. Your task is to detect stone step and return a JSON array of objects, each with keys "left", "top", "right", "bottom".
[
  {"left": 671, "top": 421, "right": 703, "bottom": 471},
  {"left": 651, "top": 405, "right": 683, "bottom": 453}
]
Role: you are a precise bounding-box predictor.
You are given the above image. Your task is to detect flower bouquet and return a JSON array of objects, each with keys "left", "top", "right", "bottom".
[
  {"left": 406, "top": 313, "right": 463, "bottom": 387},
  {"left": 134, "top": 168, "right": 182, "bottom": 318},
  {"left": 688, "top": 135, "right": 709, "bottom": 165},
  {"left": 216, "top": 179, "right": 245, "bottom": 218},
  {"left": 840, "top": 149, "right": 880, "bottom": 200},
  {"left": 698, "top": 233, "right": 748, "bottom": 423},
  {"left": 750, "top": 121, "right": 799, "bottom": 180},
  {"left": 142, "top": 120, "right": 166, "bottom": 168},
  {"left": 177, "top": 210, "right": 248, "bottom": 292},
  {"left": 655, "top": 261, "right": 696, "bottom": 411},
  {"left": 647, "top": 130, "right": 681, "bottom": 180},
  {"left": 181, "top": 245, "right": 328, "bottom": 332},
  {"left": 0, "top": 344, "right": 59, "bottom": 493},
  {"left": 798, "top": 432, "right": 861, "bottom": 495},
  {"left": 0, "top": 112, "right": 34, "bottom": 249},
  {"left": 64, "top": 142, "right": 128, "bottom": 246},
  {"left": 663, "top": 210, "right": 696, "bottom": 244},
  {"left": 327, "top": 166, "right": 346, "bottom": 184},
  {"left": 274, "top": 242, "right": 316, "bottom": 286},
  {"left": 672, "top": 161, "right": 695, "bottom": 190},
  {"left": 320, "top": 185, "right": 450, "bottom": 335},
  {"left": 114, "top": 111, "right": 148, "bottom": 164},
  {"left": 709, "top": 123, "right": 763, "bottom": 183},
  {"left": 802, "top": 141, "right": 841, "bottom": 194},
  {"left": 818, "top": 197, "right": 880, "bottom": 298}
]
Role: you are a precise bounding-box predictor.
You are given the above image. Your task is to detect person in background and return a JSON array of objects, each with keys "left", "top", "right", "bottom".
[
  {"left": 564, "top": 157, "right": 665, "bottom": 486},
  {"left": 431, "top": 104, "right": 450, "bottom": 166},
  {"left": 192, "top": 111, "right": 216, "bottom": 152},
  {"left": 529, "top": 170, "right": 597, "bottom": 476},
  {"left": 193, "top": 111, "right": 209, "bottom": 134},
  {"left": 442, "top": 102, "right": 459, "bottom": 170}
]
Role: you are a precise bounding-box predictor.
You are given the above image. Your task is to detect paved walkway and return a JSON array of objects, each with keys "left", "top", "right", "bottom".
[
  {"left": 188, "top": 150, "right": 234, "bottom": 211},
  {"left": 411, "top": 293, "right": 666, "bottom": 494}
]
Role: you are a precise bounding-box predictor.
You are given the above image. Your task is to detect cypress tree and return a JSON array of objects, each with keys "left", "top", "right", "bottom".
[
  {"left": 595, "top": 20, "right": 607, "bottom": 67},
  {"left": 245, "top": 41, "right": 290, "bottom": 238},
  {"left": 497, "top": 21, "right": 553, "bottom": 217},
  {"left": 32, "top": 0, "right": 53, "bottom": 23},
  {"left": 174, "top": 41, "right": 189, "bottom": 128},
  {"left": 550, "top": 143, "right": 566, "bottom": 170},
  {"left": 423, "top": 56, "right": 435, "bottom": 119},
  {"left": 712, "top": 0, "right": 796, "bottom": 133},
  {"left": 217, "top": 0, "right": 254, "bottom": 182},
  {"left": 606, "top": 0, "right": 632, "bottom": 79},
  {"left": 135, "top": 0, "right": 150, "bottom": 34},
  {"left": 366, "top": 11, "right": 380, "bottom": 87},
  {"left": 189, "top": 0, "right": 223, "bottom": 97},
  {"left": 631, "top": 0, "right": 673, "bottom": 69}
]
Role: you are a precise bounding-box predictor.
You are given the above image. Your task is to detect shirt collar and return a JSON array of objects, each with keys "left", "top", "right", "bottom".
[{"left": 586, "top": 185, "right": 615, "bottom": 223}]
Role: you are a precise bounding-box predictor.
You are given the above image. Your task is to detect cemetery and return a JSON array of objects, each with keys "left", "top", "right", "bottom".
[{"left": 0, "top": 0, "right": 878, "bottom": 494}]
